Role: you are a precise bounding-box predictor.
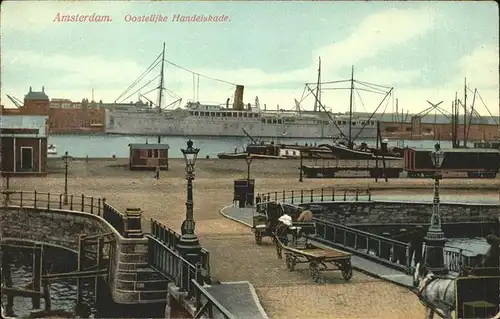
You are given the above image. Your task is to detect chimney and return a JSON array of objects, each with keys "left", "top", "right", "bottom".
[
  {"left": 29, "top": 86, "right": 32, "bottom": 92},
  {"left": 232, "top": 85, "right": 244, "bottom": 110}
]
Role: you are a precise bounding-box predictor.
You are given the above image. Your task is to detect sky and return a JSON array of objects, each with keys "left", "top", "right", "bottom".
[{"left": 1, "top": 1, "right": 499, "bottom": 116}]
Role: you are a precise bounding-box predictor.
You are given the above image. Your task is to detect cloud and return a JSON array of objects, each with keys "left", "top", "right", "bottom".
[
  {"left": 1, "top": 5, "right": 497, "bottom": 116},
  {"left": 315, "top": 7, "right": 438, "bottom": 71},
  {"left": 454, "top": 45, "right": 499, "bottom": 90}
]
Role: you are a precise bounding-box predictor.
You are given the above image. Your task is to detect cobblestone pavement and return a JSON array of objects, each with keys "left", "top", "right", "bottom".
[{"left": 7, "top": 158, "right": 498, "bottom": 318}]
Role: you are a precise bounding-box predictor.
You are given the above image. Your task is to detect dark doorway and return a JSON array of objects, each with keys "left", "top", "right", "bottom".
[{"left": 21, "top": 147, "right": 33, "bottom": 170}]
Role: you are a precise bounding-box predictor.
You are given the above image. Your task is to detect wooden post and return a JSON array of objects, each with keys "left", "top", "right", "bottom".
[
  {"left": 2, "top": 247, "right": 15, "bottom": 316},
  {"left": 77, "top": 234, "right": 87, "bottom": 305},
  {"left": 32, "top": 244, "right": 42, "bottom": 309},
  {"left": 81, "top": 194, "right": 85, "bottom": 212},
  {"left": 94, "top": 236, "right": 104, "bottom": 304},
  {"left": 90, "top": 197, "right": 94, "bottom": 214},
  {"left": 70, "top": 194, "right": 74, "bottom": 210},
  {"left": 47, "top": 193, "right": 50, "bottom": 209},
  {"left": 34, "top": 190, "right": 37, "bottom": 208},
  {"left": 41, "top": 248, "right": 51, "bottom": 311}
]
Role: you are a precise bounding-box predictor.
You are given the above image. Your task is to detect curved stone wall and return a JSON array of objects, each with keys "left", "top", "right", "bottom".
[
  {"left": 0, "top": 206, "right": 168, "bottom": 305},
  {"left": 298, "top": 200, "right": 499, "bottom": 225}
]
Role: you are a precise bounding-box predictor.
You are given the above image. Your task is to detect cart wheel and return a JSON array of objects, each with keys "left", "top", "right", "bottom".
[
  {"left": 285, "top": 254, "right": 295, "bottom": 271},
  {"left": 255, "top": 232, "right": 263, "bottom": 245},
  {"left": 309, "top": 262, "right": 320, "bottom": 283},
  {"left": 342, "top": 260, "right": 353, "bottom": 281}
]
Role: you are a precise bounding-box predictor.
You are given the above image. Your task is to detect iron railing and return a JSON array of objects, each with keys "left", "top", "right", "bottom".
[
  {"left": 1, "top": 190, "right": 133, "bottom": 238},
  {"left": 150, "top": 219, "right": 211, "bottom": 277},
  {"left": 147, "top": 235, "right": 231, "bottom": 318},
  {"left": 2, "top": 190, "right": 104, "bottom": 215},
  {"left": 312, "top": 218, "right": 410, "bottom": 273},
  {"left": 313, "top": 218, "right": 476, "bottom": 274},
  {"left": 257, "top": 187, "right": 372, "bottom": 204}
]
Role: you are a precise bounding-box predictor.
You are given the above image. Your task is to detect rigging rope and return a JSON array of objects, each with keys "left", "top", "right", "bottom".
[
  {"left": 165, "top": 59, "right": 237, "bottom": 86},
  {"left": 120, "top": 74, "right": 160, "bottom": 103},
  {"left": 115, "top": 53, "right": 162, "bottom": 102}
]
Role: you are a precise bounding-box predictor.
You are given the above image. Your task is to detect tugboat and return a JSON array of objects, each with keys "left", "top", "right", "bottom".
[{"left": 47, "top": 144, "right": 58, "bottom": 155}]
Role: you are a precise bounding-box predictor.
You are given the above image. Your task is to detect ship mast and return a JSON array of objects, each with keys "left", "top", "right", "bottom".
[
  {"left": 463, "top": 77, "right": 467, "bottom": 148},
  {"left": 157, "top": 42, "right": 166, "bottom": 144},
  {"left": 314, "top": 57, "right": 321, "bottom": 112},
  {"left": 348, "top": 65, "right": 354, "bottom": 149}
]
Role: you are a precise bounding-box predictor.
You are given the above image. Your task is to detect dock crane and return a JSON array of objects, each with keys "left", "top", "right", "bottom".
[{"left": 5, "top": 94, "right": 23, "bottom": 108}]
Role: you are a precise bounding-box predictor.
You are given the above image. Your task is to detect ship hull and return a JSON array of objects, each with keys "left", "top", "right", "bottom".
[{"left": 105, "top": 110, "right": 378, "bottom": 139}]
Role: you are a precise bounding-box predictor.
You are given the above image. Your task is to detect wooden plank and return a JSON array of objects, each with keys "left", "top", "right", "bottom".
[
  {"left": 1, "top": 287, "right": 44, "bottom": 298},
  {"left": 42, "top": 268, "right": 108, "bottom": 281}
]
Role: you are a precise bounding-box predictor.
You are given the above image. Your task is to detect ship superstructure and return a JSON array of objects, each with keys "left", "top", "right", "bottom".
[{"left": 105, "top": 46, "right": 386, "bottom": 139}]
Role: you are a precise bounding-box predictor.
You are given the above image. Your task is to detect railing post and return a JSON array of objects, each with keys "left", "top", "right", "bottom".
[
  {"left": 343, "top": 189, "right": 347, "bottom": 201},
  {"left": 368, "top": 188, "right": 372, "bottom": 201},
  {"left": 34, "top": 190, "right": 37, "bottom": 208},
  {"left": 20, "top": 191, "right": 23, "bottom": 207},
  {"left": 102, "top": 197, "right": 106, "bottom": 216},
  {"left": 81, "top": 194, "right": 84, "bottom": 211},
  {"left": 291, "top": 190, "right": 294, "bottom": 204},
  {"left": 282, "top": 190, "right": 285, "bottom": 202},
  {"left": 332, "top": 189, "right": 335, "bottom": 201},
  {"left": 300, "top": 190, "right": 304, "bottom": 203},
  {"left": 321, "top": 188, "right": 324, "bottom": 201},
  {"left": 47, "top": 193, "right": 50, "bottom": 209},
  {"left": 70, "top": 195, "right": 74, "bottom": 210},
  {"left": 59, "top": 194, "right": 63, "bottom": 209},
  {"left": 274, "top": 192, "right": 277, "bottom": 201},
  {"left": 355, "top": 189, "right": 359, "bottom": 201},
  {"left": 90, "top": 197, "right": 94, "bottom": 214},
  {"left": 458, "top": 249, "right": 463, "bottom": 271},
  {"left": 97, "top": 198, "right": 101, "bottom": 216}
]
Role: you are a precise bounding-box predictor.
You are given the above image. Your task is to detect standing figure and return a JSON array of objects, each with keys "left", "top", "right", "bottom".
[
  {"left": 408, "top": 225, "right": 425, "bottom": 269},
  {"left": 154, "top": 166, "right": 160, "bottom": 179}
]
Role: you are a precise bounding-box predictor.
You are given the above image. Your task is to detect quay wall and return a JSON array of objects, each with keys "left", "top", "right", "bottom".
[
  {"left": 0, "top": 206, "right": 168, "bottom": 304},
  {"left": 298, "top": 200, "right": 499, "bottom": 225}
]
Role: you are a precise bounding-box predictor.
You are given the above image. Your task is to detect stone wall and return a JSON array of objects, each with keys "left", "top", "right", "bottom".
[
  {"left": 299, "top": 201, "right": 499, "bottom": 225},
  {"left": 0, "top": 207, "right": 168, "bottom": 304}
]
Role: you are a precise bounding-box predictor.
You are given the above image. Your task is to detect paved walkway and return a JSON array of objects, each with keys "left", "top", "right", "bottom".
[
  {"left": 220, "top": 205, "right": 416, "bottom": 289},
  {"left": 204, "top": 281, "right": 269, "bottom": 319}
]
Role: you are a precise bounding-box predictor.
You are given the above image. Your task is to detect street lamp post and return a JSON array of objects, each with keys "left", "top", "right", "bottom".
[
  {"left": 61, "top": 151, "right": 71, "bottom": 205},
  {"left": 299, "top": 150, "right": 303, "bottom": 182},
  {"left": 177, "top": 140, "right": 202, "bottom": 265},
  {"left": 245, "top": 153, "right": 253, "bottom": 207},
  {"left": 423, "top": 143, "right": 448, "bottom": 275}
]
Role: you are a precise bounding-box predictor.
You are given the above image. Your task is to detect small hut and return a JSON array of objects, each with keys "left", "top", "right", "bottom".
[{"left": 128, "top": 143, "right": 170, "bottom": 171}]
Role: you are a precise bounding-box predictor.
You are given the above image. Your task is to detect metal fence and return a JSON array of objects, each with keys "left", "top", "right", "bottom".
[
  {"left": 313, "top": 218, "right": 471, "bottom": 274},
  {"left": 149, "top": 219, "right": 210, "bottom": 275},
  {"left": 2, "top": 190, "right": 104, "bottom": 215},
  {"left": 147, "top": 226, "right": 232, "bottom": 319},
  {"left": 1, "top": 190, "right": 133, "bottom": 238},
  {"left": 257, "top": 187, "right": 372, "bottom": 204}
]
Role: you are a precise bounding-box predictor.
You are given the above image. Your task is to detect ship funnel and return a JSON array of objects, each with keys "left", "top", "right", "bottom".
[{"left": 232, "top": 85, "right": 244, "bottom": 110}]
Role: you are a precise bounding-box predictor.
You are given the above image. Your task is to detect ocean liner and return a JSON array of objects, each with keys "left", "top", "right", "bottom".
[{"left": 106, "top": 46, "right": 390, "bottom": 140}]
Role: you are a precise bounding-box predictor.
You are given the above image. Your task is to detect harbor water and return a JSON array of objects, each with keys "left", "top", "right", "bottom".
[
  {"left": 47, "top": 134, "right": 451, "bottom": 158},
  {"left": 1, "top": 245, "right": 164, "bottom": 318}
]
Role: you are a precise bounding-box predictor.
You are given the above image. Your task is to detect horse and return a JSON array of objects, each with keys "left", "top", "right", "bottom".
[{"left": 413, "top": 262, "right": 456, "bottom": 319}]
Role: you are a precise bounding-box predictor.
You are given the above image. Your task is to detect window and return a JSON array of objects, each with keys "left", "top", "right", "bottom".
[{"left": 147, "top": 149, "right": 159, "bottom": 158}]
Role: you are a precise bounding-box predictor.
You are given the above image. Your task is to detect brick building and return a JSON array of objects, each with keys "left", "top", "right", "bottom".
[
  {"left": 0, "top": 106, "right": 49, "bottom": 176},
  {"left": 15, "top": 86, "right": 105, "bottom": 134}
]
